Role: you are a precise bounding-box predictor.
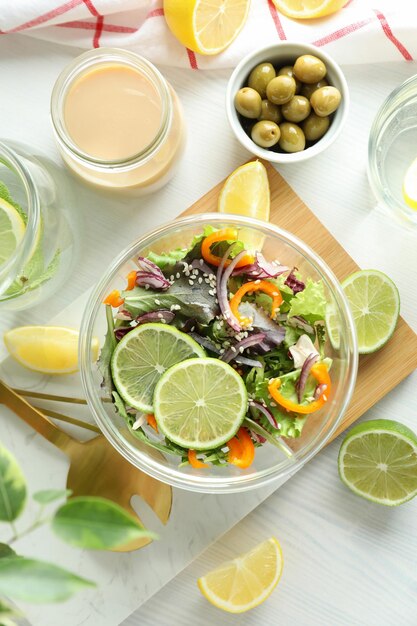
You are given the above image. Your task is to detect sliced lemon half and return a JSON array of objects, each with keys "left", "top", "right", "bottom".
[
  {"left": 164, "top": 0, "right": 251, "bottom": 55},
  {"left": 272, "top": 0, "right": 347, "bottom": 19}
]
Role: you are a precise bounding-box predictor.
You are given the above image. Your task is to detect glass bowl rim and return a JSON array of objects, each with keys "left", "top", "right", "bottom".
[{"left": 79, "top": 212, "right": 358, "bottom": 493}]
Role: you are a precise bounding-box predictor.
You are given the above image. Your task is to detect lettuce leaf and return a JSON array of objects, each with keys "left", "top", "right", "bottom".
[{"left": 288, "top": 278, "right": 326, "bottom": 323}]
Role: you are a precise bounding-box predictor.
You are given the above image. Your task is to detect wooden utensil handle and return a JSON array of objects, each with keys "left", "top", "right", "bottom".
[{"left": 0, "top": 380, "right": 78, "bottom": 454}]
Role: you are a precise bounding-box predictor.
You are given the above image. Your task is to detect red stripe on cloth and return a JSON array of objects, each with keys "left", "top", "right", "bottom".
[
  {"left": 147, "top": 8, "right": 165, "bottom": 18},
  {"left": 312, "top": 17, "right": 373, "bottom": 46},
  {"left": 186, "top": 48, "right": 198, "bottom": 70},
  {"left": 83, "top": 0, "right": 100, "bottom": 17},
  {"left": 58, "top": 19, "right": 137, "bottom": 33},
  {"left": 267, "top": 0, "right": 286, "bottom": 40},
  {"left": 2, "top": 0, "right": 84, "bottom": 33},
  {"left": 374, "top": 9, "right": 413, "bottom": 61},
  {"left": 93, "top": 15, "right": 104, "bottom": 47}
]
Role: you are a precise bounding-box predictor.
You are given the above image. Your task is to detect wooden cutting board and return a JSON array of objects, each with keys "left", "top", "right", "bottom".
[{"left": 180, "top": 160, "right": 417, "bottom": 442}]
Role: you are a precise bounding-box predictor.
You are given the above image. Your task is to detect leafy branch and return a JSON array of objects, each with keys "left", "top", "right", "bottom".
[{"left": 0, "top": 442, "right": 156, "bottom": 623}]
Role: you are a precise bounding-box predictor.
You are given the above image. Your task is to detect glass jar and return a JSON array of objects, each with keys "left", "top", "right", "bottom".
[
  {"left": 368, "top": 74, "right": 417, "bottom": 226},
  {"left": 0, "top": 140, "right": 78, "bottom": 311},
  {"left": 50, "top": 49, "right": 186, "bottom": 195}
]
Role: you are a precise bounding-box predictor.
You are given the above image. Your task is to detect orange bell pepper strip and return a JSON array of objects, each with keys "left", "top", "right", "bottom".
[
  {"left": 126, "top": 270, "right": 137, "bottom": 291},
  {"left": 227, "top": 427, "right": 255, "bottom": 469},
  {"left": 268, "top": 362, "right": 331, "bottom": 415},
  {"left": 146, "top": 414, "right": 159, "bottom": 432},
  {"left": 229, "top": 280, "right": 283, "bottom": 326},
  {"left": 103, "top": 289, "right": 124, "bottom": 307},
  {"left": 188, "top": 449, "right": 208, "bottom": 469},
  {"left": 201, "top": 228, "right": 254, "bottom": 269}
]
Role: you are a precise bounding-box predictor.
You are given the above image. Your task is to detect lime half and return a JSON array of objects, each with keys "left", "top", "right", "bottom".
[
  {"left": 338, "top": 419, "right": 417, "bottom": 506},
  {"left": 330, "top": 270, "right": 400, "bottom": 354},
  {"left": 111, "top": 323, "right": 205, "bottom": 413},
  {"left": 154, "top": 358, "right": 247, "bottom": 450},
  {"left": 0, "top": 197, "right": 26, "bottom": 265}
]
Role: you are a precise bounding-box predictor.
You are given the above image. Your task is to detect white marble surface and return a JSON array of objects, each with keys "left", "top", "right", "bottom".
[{"left": 0, "top": 35, "right": 416, "bottom": 626}]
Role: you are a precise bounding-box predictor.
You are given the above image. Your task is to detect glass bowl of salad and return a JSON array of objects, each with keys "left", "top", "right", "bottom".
[{"left": 80, "top": 214, "right": 357, "bottom": 493}]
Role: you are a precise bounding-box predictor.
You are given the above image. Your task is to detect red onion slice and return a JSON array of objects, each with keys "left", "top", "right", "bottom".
[
  {"left": 285, "top": 268, "right": 305, "bottom": 294},
  {"left": 296, "top": 353, "right": 318, "bottom": 402},
  {"left": 221, "top": 333, "right": 266, "bottom": 364},
  {"left": 249, "top": 399, "right": 278, "bottom": 429},
  {"left": 115, "top": 309, "right": 133, "bottom": 321},
  {"left": 314, "top": 383, "right": 327, "bottom": 400},
  {"left": 217, "top": 246, "right": 247, "bottom": 332},
  {"left": 136, "top": 310, "right": 175, "bottom": 324},
  {"left": 136, "top": 271, "right": 171, "bottom": 290},
  {"left": 233, "top": 252, "right": 289, "bottom": 279},
  {"left": 190, "top": 258, "right": 214, "bottom": 275},
  {"left": 188, "top": 333, "right": 220, "bottom": 354},
  {"left": 114, "top": 327, "right": 132, "bottom": 341},
  {"left": 290, "top": 315, "right": 314, "bottom": 335},
  {"left": 234, "top": 355, "right": 263, "bottom": 368}
]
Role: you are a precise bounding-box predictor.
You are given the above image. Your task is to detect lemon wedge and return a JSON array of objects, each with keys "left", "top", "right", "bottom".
[
  {"left": 4, "top": 326, "right": 99, "bottom": 374},
  {"left": 163, "top": 0, "right": 251, "bottom": 55},
  {"left": 0, "top": 198, "right": 26, "bottom": 266},
  {"left": 403, "top": 156, "right": 417, "bottom": 210},
  {"left": 198, "top": 537, "right": 283, "bottom": 613},
  {"left": 272, "top": 0, "right": 347, "bottom": 19},
  {"left": 218, "top": 160, "right": 270, "bottom": 249},
  {"left": 218, "top": 160, "right": 270, "bottom": 221}
]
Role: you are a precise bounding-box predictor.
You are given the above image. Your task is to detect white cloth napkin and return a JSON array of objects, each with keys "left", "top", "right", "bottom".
[{"left": 0, "top": 0, "right": 416, "bottom": 68}]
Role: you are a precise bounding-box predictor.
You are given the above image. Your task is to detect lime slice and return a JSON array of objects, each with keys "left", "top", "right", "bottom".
[
  {"left": 154, "top": 358, "right": 247, "bottom": 450},
  {"left": 338, "top": 419, "right": 417, "bottom": 506},
  {"left": 328, "top": 270, "right": 399, "bottom": 354},
  {"left": 111, "top": 323, "right": 205, "bottom": 413},
  {"left": 403, "top": 156, "right": 417, "bottom": 210},
  {"left": 0, "top": 197, "right": 26, "bottom": 265}
]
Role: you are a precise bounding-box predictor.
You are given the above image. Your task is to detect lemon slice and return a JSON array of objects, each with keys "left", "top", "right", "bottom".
[
  {"left": 272, "top": 0, "right": 346, "bottom": 19},
  {"left": 402, "top": 156, "right": 417, "bottom": 210},
  {"left": 4, "top": 326, "right": 99, "bottom": 374},
  {"left": 0, "top": 198, "right": 26, "bottom": 266},
  {"left": 198, "top": 537, "right": 283, "bottom": 613},
  {"left": 163, "top": 0, "right": 251, "bottom": 55},
  {"left": 218, "top": 160, "right": 270, "bottom": 249}
]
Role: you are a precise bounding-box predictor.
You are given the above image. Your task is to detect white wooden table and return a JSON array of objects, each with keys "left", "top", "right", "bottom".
[{"left": 0, "top": 35, "right": 416, "bottom": 626}]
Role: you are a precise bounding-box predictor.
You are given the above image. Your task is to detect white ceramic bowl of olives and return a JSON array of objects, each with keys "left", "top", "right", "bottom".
[{"left": 226, "top": 42, "right": 349, "bottom": 163}]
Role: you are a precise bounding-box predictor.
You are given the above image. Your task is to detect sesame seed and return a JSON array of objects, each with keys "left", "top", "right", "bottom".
[
  {"left": 204, "top": 278, "right": 210, "bottom": 284},
  {"left": 155, "top": 299, "right": 161, "bottom": 305},
  {"left": 215, "top": 298, "right": 219, "bottom": 304},
  {"left": 176, "top": 272, "right": 181, "bottom": 279},
  {"left": 209, "top": 289, "right": 215, "bottom": 296},
  {"left": 209, "top": 274, "right": 215, "bottom": 281},
  {"left": 254, "top": 279, "right": 261, "bottom": 285},
  {"left": 169, "top": 275, "right": 174, "bottom": 281},
  {"left": 157, "top": 313, "right": 163, "bottom": 319},
  {"left": 189, "top": 279, "right": 194, "bottom": 285},
  {"left": 270, "top": 402, "right": 277, "bottom": 407},
  {"left": 185, "top": 271, "right": 190, "bottom": 277},
  {"left": 239, "top": 347, "right": 244, "bottom": 353},
  {"left": 192, "top": 269, "right": 199, "bottom": 276},
  {"left": 231, "top": 346, "right": 237, "bottom": 352},
  {"left": 273, "top": 292, "right": 279, "bottom": 296},
  {"left": 199, "top": 259, "right": 204, "bottom": 265},
  {"left": 144, "top": 284, "right": 150, "bottom": 290},
  {"left": 220, "top": 348, "right": 225, "bottom": 354},
  {"left": 323, "top": 395, "right": 328, "bottom": 402},
  {"left": 161, "top": 319, "right": 166, "bottom": 324},
  {"left": 190, "top": 326, "right": 195, "bottom": 332},
  {"left": 198, "top": 277, "right": 203, "bottom": 284},
  {"left": 170, "top": 305, "right": 175, "bottom": 311}
]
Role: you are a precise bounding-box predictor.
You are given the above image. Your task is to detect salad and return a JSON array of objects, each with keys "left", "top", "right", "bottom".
[{"left": 99, "top": 226, "right": 331, "bottom": 470}]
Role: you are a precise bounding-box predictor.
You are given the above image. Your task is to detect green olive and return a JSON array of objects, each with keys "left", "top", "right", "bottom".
[
  {"left": 278, "top": 122, "right": 305, "bottom": 153},
  {"left": 302, "top": 113, "right": 330, "bottom": 141},
  {"left": 258, "top": 99, "right": 282, "bottom": 124},
  {"left": 234, "top": 87, "right": 262, "bottom": 119},
  {"left": 310, "top": 86, "right": 341, "bottom": 117},
  {"left": 251, "top": 120, "right": 281, "bottom": 148},
  {"left": 278, "top": 65, "right": 302, "bottom": 94},
  {"left": 293, "top": 54, "right": 327, "bottom": 84},
  {"left": 281, "top": 95, "right": 311, "bottom": 123},
  {"left": 248, "top": 62, "right": 276, "bottom": 98},
  {"left": 300, "top": 79, "right": 328, "bottom": 100},
  {"left": 266, "top": 75, "right": 296, "bottom": 105}
]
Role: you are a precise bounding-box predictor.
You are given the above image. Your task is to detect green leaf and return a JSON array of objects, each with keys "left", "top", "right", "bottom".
[
  {"left": 33, "top": 489, "right": 72, "bottom": 505},
  {"left": 98, "top": 305, "right": 116, "bottom": 393},
  {"left": 0, "top": 544, "right": 17, "bottom": 559},
  {"left": 26, "top": 248, "right": 61, "bottom": 291},
  {"left": 288, "top": 278, "right": 327, "bottom": 323},
  {"left": 52, "top": 496, "right": 157, "bottom": 550},
  {"left": 123, "top": 273, "right": 218, "bottom": 325},
  {"left": 0, "top": 444, "right": 27, "bottom": 522},
  {"left": 147, "top": 248, "right": 186, "bottom": 270},
  {"left": 0, "top": 557, "right": 95, "bottom": 603}
]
